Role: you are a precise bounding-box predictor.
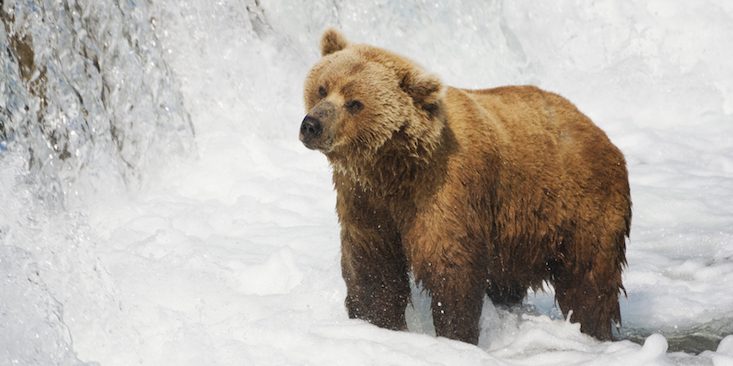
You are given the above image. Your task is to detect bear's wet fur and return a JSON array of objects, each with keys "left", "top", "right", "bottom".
[{"left": 300, "top": 29, "right": 631, "bottom": 344}]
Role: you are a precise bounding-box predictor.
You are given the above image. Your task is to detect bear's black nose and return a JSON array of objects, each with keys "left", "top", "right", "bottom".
[{"left": 300, "top": 115, "right": 322, "bottom": 141}]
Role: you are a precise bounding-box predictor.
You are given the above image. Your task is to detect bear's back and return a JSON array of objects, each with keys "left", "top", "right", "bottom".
[
  {"left": 458, "top": 85, "right": 627, "bottom": 193},
  {"left": 440, "top": 85, "right": 630, "bottom": 258}
]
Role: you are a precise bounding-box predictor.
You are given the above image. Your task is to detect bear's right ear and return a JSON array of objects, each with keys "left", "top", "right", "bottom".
[
  {"left": 320, "top": 28, "right": 348, "bottom": 56},
  {"left": 400, "top": 70, "right": 444, "bottom": 115}
]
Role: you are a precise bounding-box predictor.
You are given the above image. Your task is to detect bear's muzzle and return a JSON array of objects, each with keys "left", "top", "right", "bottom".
[{"left": 299, "top": 115, "right": 323, "bottom": 149}]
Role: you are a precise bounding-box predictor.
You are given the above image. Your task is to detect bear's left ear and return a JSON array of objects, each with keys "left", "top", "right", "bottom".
[
  {"left": 320, "top": 28, "right": 349, "bottom": 56},
  {"left": 400, "top": 70, "right": 444, "bottom": 115}
]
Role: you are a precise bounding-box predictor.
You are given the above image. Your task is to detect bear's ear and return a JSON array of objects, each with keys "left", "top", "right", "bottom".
[
  {"left": 320, "top": 28, "right": 349, "bottom": 56},
  {"left": 400, "top": 70, "right": 444, "bottom": 115}
]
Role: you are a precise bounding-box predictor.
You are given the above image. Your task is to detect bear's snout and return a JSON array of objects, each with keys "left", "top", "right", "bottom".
[{"left": 299, "top": 115, "right": 323, "bottom": 149}]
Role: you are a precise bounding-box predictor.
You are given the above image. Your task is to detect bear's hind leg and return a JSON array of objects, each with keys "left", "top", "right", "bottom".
[
  {"left": 552, "top": 230, "right": 626, "bottom": 340},
  {"left": 554, "top": 275, "right": 620, "bottom": 340}
]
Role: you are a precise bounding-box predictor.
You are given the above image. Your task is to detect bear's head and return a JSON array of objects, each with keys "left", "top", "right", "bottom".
[{"left": 300, "top": 29, "right": 446, "bottom": 176}]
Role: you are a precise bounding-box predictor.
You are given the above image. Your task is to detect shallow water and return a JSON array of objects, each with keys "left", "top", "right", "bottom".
[{"left": 623, "top": 321, "right": 733, "bottom": 354}]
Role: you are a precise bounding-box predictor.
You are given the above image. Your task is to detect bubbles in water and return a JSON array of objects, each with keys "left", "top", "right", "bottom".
[
  {"left": 718, "top": 335, "right": 733, "bottom": 355},
  {"left": 642, "top": 333, "right": 669, "bottom": 357}
]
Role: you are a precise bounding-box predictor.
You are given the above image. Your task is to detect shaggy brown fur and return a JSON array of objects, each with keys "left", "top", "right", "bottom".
[{"left": 300, "top": 29, "right": 631, "bottom": 344}]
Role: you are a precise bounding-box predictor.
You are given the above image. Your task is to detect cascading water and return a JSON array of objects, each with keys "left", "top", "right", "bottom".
[
  {"left": 1, "top": 0, "right": 193, "bottom": 364},
  {"left": 1, "top": 0, "right": 194, "bottom": 206}
]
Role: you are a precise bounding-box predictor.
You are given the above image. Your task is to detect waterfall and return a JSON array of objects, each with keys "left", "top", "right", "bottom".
[
  {"left": 1, "top": 0, "right": 194, "bottom": 207},
  {"left": 1, "top": 1, "right": 193, "bottom": 364}
]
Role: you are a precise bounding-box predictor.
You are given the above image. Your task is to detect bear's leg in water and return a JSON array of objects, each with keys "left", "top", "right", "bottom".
[
  {"left": 552, "top": 229, "right": 626, "bottom": 340},
  {"left": 340, "top": 220, "right": 410, "bottom": 331},
  {"left": 414, "top": 247, "right": 486, "bottom": 345}
]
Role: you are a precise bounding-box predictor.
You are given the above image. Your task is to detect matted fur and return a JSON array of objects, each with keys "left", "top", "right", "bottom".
[{"left": 300, "top": 29, "right": 631, "bottom": 344}]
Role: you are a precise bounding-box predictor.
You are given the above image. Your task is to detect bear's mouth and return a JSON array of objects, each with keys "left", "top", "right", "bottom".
[{"left": 299, "top": 133, "right": 333, "bottom": 153}]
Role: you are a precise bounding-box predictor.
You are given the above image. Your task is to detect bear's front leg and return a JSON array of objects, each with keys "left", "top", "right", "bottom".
[
  {"left": 338, "top": 199, "right": 410, "bottom": 331},
  {"left": 406, "top": 206, "right": 488, "bottom": 344},
  {"left": 421, "top": 262, "right": 485, "bottom": 344},
  {"left": 341, "top": 231, "right": 410, "bottom": 330}
]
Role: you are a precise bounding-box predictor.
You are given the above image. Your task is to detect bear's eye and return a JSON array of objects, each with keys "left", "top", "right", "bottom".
[
  {"left": 345, "top": 100, "right": 363, "bottom": 114},
  {"left": 318, "top": 86, "right": 328, "bottom": 98}
]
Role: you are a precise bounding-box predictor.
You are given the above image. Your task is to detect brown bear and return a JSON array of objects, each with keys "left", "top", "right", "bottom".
[{"left": 299, "top": 29, "right": 631, "bottom": 344}]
